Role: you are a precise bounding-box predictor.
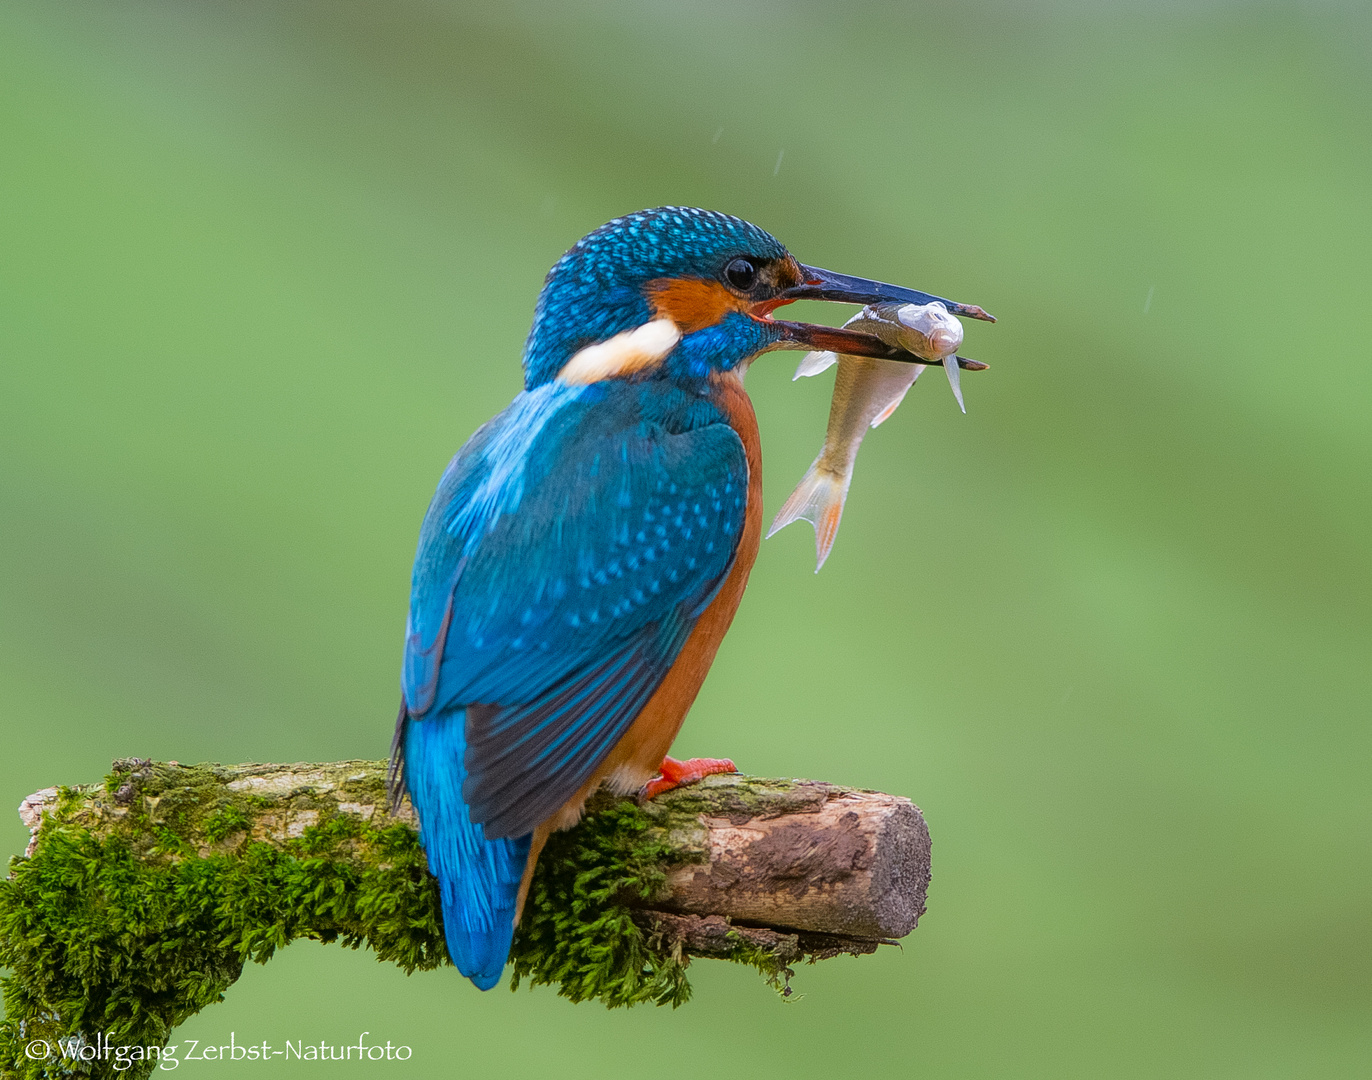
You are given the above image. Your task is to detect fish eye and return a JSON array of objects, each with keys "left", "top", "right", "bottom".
[{"left": 723, "top": 257, "right": 758, "bottom": 291}]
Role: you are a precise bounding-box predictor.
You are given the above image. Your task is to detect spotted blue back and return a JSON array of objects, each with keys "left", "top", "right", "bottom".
[{"left": 396, "top": 376, "right": 748, "bottom": 984}]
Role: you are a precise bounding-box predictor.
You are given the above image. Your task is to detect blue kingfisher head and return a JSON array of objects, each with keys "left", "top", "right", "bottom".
[{"left": 522, "top": 206, "right": 993, "bottom": 390}]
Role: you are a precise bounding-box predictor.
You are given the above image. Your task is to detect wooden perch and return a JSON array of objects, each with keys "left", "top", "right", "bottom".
[
  {"left": 16, "top": 760, "right": 928, "bottom": 959},
  {"left": 2, "top": 759, "right": 929, "bottom": 1076},
  {"left": 633, "top": 774, "right": 929, "bottom": 962}
]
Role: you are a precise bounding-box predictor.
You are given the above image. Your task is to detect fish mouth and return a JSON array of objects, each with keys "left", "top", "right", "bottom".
[{"left": 759, "top": 263, "right": 993, "bottom": 368}]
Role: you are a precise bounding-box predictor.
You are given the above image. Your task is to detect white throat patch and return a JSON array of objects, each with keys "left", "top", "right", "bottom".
[{"left": 556, "top": 318, "right": 681, "bottom": 386}]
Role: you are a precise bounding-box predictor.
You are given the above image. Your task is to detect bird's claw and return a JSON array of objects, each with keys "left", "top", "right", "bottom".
[{"left": 641, "top": 755, "right": 737, "bottom": 800}]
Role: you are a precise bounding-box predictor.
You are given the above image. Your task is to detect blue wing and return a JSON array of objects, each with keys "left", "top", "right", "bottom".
[{"left": 397, "top": 378, "right": 747, "bottom": 985}]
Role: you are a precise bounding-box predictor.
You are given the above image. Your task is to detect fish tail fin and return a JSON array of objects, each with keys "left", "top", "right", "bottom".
[
  {"left": 793, "top": 350, "right": 838, "bottom": 379},
  {"left": 403, "top": 706, "right": 532, "bottom": 990},
  {"left": 767, "top": 458, "right": 850, "bottom": 571}
]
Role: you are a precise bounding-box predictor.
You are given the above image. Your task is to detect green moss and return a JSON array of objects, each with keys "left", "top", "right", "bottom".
[
  {"left": 0, "top": 764, "right": 773, "bottom": 1080},
  {"left": 1, "top": 823, "right": 445, "bottom": 1078},
  {"left": 0, "top": 764, "right": 447, "bottom": 1080},
  {"left": 722, "top": 933, "right": 796, "bottom": 1000},
  {"left": 201, "top": 806, "right": 250, "bottom": 844},
  {"left": 508, "top": 793, "right": 699, "bottom": 1008},
  {"left": 1, "top": 764, "right": 826, "bottom": 1079}
]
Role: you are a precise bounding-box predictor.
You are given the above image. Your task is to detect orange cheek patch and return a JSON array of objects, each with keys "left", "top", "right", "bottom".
[{"left": 646, "top": 276, "right": 747, "bottom": 334}]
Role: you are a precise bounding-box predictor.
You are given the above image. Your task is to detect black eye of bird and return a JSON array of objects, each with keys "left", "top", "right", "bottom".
[{"left": 723, "top": 257, "right": 758, "bottom": 291}]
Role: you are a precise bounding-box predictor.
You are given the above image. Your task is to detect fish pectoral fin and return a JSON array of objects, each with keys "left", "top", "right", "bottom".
[
  {"left": 766, "top": 460, "right": 851, "bottom": 572},
  {"left": 945, "top": 354, "right": 966, "bottom": 413},
  {"left": 869, "top": 367, "right": 923, "bottom": 428},
  {"left": 793, "top": 350, "right": 838, "bottom": 380}
]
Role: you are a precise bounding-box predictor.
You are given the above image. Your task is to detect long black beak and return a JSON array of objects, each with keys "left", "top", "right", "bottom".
[
  {"left": 768, "top": 264, "right": 994, "bottom": 369},
  {"left": 784, "top": 264, "right": 995, "bottom": 323}
]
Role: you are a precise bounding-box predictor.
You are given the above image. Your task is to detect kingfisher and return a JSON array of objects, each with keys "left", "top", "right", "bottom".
[{"left": 389, "top": 207, "right": 992, "bottom": 990}]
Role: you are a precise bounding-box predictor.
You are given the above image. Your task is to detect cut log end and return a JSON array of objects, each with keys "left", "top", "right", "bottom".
[{"left": 647, "top": 775, "right": 931, "bottom": 941}]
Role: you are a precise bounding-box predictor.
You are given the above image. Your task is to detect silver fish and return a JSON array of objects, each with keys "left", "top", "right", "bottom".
[{"left": 767, "top": 301, "right": 964, "bottom": 570}]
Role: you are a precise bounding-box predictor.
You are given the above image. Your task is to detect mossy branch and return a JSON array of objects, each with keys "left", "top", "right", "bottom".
[{"left": 1, "top": 759, "right": 930, "bottom": 1079}]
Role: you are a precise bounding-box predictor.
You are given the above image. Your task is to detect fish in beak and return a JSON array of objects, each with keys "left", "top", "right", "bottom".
[
  {"left": 769, "top": 300, "right": 978, "bottom": 570},
  {"left": 766, "top": 263, "right": 993, "bottom": 371}
]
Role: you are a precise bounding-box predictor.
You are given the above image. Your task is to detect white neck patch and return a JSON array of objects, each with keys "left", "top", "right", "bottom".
[{"left": 556, "top": 318, "right": 681, "bottom": 386}]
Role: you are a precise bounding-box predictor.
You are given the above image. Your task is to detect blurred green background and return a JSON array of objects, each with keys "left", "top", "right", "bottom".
[{"left": 2, "top": 0, "right": 1369, "bottom": 1075}]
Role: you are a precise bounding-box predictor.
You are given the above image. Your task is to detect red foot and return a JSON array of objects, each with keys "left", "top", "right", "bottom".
[{"left": 641, "top": 755, "right": 737, "bottom": 800}]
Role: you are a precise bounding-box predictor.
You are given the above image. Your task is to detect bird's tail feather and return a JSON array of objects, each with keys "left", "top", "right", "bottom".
[
  {"left": 766, "top": 458, "right": 851, "bottom": 571},
  {"left": 404, "top": 706, "right": 532, "bottom": 990},
  {"left": 387, "top": 698, "right": 408, "bottom": 809}
]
